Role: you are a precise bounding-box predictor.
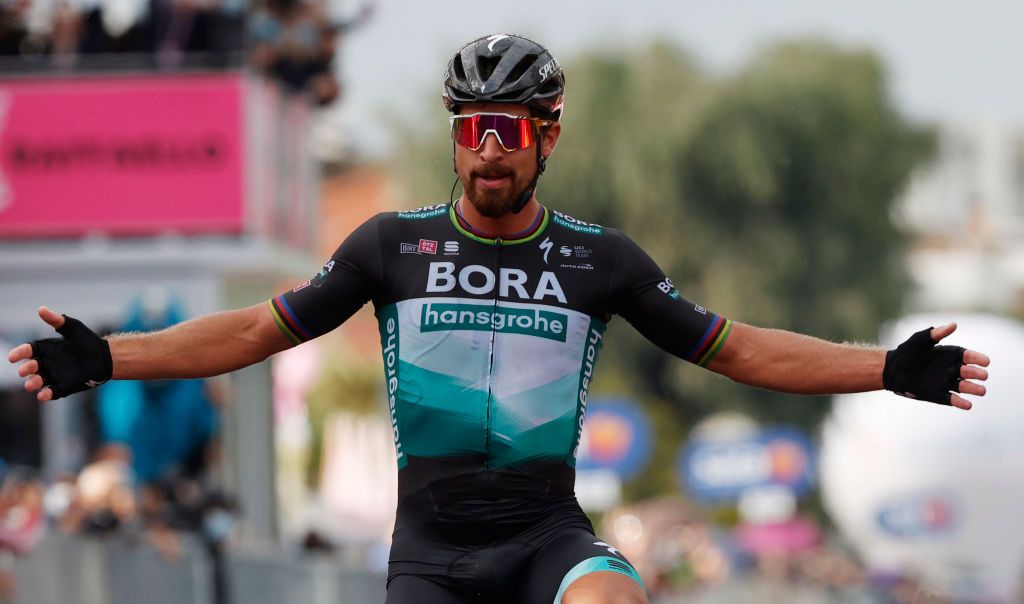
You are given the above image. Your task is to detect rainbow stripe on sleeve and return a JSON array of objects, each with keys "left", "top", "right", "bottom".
[
  {"left": 268, "top": 296, "right": 314, "bottom": 346},
  {"left": 685, "top": 315, "right": 733, "bottom": 367}
]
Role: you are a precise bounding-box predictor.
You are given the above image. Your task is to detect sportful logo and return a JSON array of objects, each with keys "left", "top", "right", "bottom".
[
  {"left": 539, "top": 236, "right": 553, "bottom": 265},
  {"left": 420, "top": 302, "right": 567, "bottom": 342},
  {"left": 443, "top": 241, "right": 459, "bottom": 255}
]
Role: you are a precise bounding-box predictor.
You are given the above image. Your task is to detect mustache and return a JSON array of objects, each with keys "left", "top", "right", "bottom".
[{"left": 471, "top": 167, "right": 514, "bottom": 180}]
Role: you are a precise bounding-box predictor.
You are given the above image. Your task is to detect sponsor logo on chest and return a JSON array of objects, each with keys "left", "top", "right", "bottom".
[{"left": 425, "top": 261, "right": 567, "bottom": 303}]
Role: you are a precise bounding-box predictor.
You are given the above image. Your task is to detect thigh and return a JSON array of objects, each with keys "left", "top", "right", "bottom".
[
  {"left": 386, "top": 574, "right": 469, "bottom": 604},
  {"left": 521, "top": 528, "right": 646, "bottom": 604}
]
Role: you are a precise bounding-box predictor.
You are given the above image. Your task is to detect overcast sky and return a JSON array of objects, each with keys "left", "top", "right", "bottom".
[{"left": 335, "top": 0, "right": 1024, "bottom": 156}]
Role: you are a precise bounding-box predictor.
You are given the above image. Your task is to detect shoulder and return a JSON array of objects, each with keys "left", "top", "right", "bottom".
[
  {"left": 348, "top": 203, "right": 451, "bottom": 240},
  {"left": 392, "top": 203, "right": 450, "bottom": 221},
  {"left": 547, "top": 209, "right": 608, "bottom": 237},
  {"left": 546, "top": 208, "right": 636, "bottom": 252}
]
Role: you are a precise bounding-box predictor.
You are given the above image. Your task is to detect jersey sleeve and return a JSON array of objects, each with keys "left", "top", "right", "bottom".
[
  {"left": 268, "top": 214, "right": 384, "bottom": 345},
  {"left": 608, "top": 231, "right": 732, "bottom": 367}
]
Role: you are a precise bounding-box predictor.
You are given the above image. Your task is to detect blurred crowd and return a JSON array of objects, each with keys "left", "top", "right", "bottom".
[
  {"left": 0, "top": 0, "right": 373, "bottom": 104},
  {"left": 0, "top": 291, "right": 238, "bottom": 603},
  {"left": 600, "top": 497, "right": 954, "bottom": 604}
]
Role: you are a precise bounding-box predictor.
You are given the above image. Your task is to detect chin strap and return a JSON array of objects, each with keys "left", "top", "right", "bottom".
[{"left": 511, "top": 123, "right": 548, "bottom": 214}]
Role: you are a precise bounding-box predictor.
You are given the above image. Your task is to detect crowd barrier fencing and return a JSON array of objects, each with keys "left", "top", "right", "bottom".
[{"left": 12, "top": 532, "right": 386, "bottom": 604}]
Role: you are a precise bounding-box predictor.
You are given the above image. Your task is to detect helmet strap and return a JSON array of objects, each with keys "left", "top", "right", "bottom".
[{"left": 511, "top": 124, "right": 547, "bottom": 214}]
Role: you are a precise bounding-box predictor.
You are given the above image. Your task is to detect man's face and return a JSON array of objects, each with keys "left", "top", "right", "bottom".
[{"left": 454, "top": 103, "right": 560, "bottom": 218}]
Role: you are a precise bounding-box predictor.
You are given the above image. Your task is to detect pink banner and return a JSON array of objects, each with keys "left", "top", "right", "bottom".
[{"left": 0, "top": 74, "right": 244, "bottom": 238}]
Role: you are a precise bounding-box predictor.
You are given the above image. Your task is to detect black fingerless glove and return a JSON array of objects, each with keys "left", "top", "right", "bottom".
[
  {"left": 882, "top": 327, "right": 964, "bottom": 405},
  {"left": 30, "top": 315, "right": 113, "bottom": 400}
]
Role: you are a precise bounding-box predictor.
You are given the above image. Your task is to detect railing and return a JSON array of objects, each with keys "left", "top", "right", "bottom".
[{"left": 12, "top": 532, "right": 386, "bottom": 604}]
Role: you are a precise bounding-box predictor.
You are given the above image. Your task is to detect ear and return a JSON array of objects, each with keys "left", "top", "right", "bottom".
[{"left": 540, "top": 122, "right": 561, "bottom": 159}]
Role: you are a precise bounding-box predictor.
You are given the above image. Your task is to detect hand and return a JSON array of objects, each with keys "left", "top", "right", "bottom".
[
  {"left": 882, "top": 323, "right": 990, "bottom": 410},
  {"left": 6, "top": 307, "right": 112, "bottom": 402}
]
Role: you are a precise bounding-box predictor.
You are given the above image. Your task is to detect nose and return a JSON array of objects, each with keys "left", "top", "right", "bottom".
[{"left": 477, "top": 132, "right": 507, "bottom": 162}]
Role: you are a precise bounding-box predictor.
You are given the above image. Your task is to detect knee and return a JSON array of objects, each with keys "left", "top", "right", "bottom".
[{"left": 561, "top": 588, "right": 648, "bottom": 604}]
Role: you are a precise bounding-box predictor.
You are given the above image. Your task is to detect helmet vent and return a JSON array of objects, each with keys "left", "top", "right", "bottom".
[
  {"left": 452, "top": 55, "right": 467, "bottom": 82},
  {"left": 506, "top": 54, "right": 538, "bottom": 84},
  {"left": 478, "top": 55, "right": 502, "bottom": 82}
]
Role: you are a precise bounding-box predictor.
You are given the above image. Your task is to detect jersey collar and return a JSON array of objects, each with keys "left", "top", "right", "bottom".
[{"left": 449, "top": 201, "right": 549, "bottom": 245}]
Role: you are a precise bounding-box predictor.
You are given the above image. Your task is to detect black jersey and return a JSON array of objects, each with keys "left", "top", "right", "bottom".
[{"left": 269, "top": 202, "right": 731, "bottom": 529}]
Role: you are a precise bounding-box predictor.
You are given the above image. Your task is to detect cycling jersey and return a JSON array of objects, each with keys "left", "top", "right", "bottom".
[{"left": 269, "top": 201, "right": 732, "bottom": 602}]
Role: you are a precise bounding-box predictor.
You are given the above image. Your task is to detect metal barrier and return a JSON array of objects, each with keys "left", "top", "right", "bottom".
[{"left": 12, "top": 533, "right": 386, "bottom": 604}]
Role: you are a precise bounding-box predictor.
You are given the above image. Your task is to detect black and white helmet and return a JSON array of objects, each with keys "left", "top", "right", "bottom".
[{"left": 443, "top": 34, "right": 565, "bottom": 121}]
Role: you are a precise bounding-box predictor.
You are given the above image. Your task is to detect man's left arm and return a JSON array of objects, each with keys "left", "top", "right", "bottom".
[{"left": 705, "top": 322, "right": 990, "bottom": 410}]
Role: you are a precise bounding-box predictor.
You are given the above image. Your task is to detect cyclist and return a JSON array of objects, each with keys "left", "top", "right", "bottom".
[{"left": 8, "top": 34, "right": 990, "bottom": 604}]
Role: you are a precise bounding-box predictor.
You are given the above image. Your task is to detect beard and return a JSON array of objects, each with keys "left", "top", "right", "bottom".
[{"left": 460, "top": 165, "right": 532, "bottom": 218}]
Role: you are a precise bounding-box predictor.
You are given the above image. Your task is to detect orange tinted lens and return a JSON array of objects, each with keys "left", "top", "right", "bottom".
[{"left": 451, "top": 115, "right": 533, "bottom": 151}]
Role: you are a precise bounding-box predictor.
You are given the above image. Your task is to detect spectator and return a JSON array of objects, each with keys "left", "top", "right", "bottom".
[
  {"left": 95, "top": 290, "right": 221, "bottom": 485},
  {"left": 248, "top": 0, "right": 371, "bottom": 104}
]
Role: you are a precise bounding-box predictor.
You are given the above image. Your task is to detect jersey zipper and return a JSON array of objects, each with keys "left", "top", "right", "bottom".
[{"left": 484, "top": 236, "right": 503, "bottom": 470}]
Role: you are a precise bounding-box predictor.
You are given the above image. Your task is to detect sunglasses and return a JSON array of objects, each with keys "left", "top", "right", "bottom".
[{"left": 449, "top": 112, "right": 554, "bottom": 152}]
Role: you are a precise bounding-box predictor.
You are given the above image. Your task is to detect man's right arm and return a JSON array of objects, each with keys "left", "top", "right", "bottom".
[
  {"left": 8, "top": 304, "right": 293, "bottom": 402},
  {"left": 108, "top": 302, "right": 293, "bottom": 380}
]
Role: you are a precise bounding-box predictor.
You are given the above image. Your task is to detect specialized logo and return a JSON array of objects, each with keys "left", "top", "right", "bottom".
[
  {"left": 420, "top": 302, "right": 567, "bottom": 342},
  {"left": 486, "top": 34, "right": 509, "bottom": 52},
  {"left": 539, "top": 236, "right": 553, "bottom": 265},
  {"left": 552, "top": 211, "right": 603, "bottom": 235},
  {"left": 443, "top": 241, "right": 459, "bottom": 255},
  {"left": 426, "top": 262, "right": 567, "bottom": 303},
  {"left": 538, "top": 58, "right": 559, "bottom": 81}
]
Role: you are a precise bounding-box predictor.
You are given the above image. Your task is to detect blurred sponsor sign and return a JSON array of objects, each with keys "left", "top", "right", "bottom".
[
  {"left": 875, "top": 491, "right": 957, "bottom": 538},
  {"left": 0, "top": 75, "right": 244, "bottom": 237},
  {"left": 680, "top": 427, "right": 815, "bottom": 502},
  {"left": 577, "top": 397, "right": 652, "bottom": 480}
]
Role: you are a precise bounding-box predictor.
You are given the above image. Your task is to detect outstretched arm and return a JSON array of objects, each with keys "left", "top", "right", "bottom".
[
  {"left": 705, "top": 322, "right": 990, "bottom": 410},
  {"left": 8, "top": 304, "right": 292, "bottom": 402}
]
